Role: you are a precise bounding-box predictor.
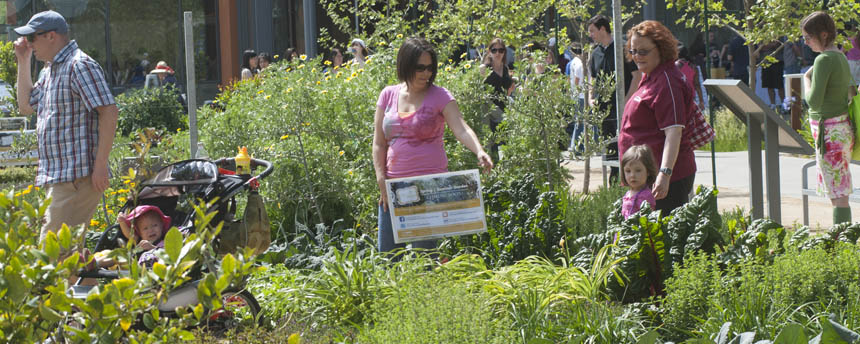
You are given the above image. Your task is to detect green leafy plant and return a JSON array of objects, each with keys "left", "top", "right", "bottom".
[
  {"left": 116, "top": 86, "right": 187, "bottom": 136},
  {"left": 358, "top": 273, "right": 516, "bottom": 344}
]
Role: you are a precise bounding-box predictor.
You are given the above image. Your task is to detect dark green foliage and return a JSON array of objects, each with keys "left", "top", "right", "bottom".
[
  {"left": 570, "top": 185, "right": 723, "bottom": 301},
  {"left": 718, "top": 218, "right": 786, "bottom": 265},
  {"left": 257, "top": 220, "right": 375, "bottom": 269},
  {"left": 439, "top": 173, "right": 566, "bottom": 267},
  {"left": 116, "top": 86, "right": 187, "bottom": 136},
  {"left": 794, "top": 222, "right": 860, "bottom": 251}
]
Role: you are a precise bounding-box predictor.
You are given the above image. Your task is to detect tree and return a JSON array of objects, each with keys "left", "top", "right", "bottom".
[{"left": 666, "top": 0, "right": 860, "bottom": 89}]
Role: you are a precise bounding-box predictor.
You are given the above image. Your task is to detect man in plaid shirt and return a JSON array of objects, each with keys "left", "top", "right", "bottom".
[{"left": 14, "top": 11, "right": 118, "bottom": 245}]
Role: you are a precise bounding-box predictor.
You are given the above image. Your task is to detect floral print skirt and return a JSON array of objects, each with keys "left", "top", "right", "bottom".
[{"left": 810, "top": 115, "right": 854, "bottom": 199}]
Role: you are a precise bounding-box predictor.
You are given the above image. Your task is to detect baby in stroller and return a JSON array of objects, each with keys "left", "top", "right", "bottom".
[{"left": 95, "top": 205, "right": 179, "bottom": 268}]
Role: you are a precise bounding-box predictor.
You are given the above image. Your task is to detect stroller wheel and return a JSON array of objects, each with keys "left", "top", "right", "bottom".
[{"left": 206, "top": 288, "right": 262, "bottom": 335}]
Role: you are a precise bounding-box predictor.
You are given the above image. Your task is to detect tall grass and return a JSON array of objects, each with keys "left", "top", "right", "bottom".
[{"left": 709, "top": 107, "right": 749, "bottom": 152}]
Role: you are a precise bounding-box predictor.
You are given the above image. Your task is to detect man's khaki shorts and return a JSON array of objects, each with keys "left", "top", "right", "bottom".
[{"left": 40, "top": 176, "right": 102, "bottom": 245}]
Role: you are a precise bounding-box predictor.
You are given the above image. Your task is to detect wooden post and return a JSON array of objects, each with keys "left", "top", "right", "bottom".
[
  {"left": 218, "top": 0, "right": 239, "bottom": 84},
  {"left": 790, "top": 77, "right": 802, "bottom": 130}
]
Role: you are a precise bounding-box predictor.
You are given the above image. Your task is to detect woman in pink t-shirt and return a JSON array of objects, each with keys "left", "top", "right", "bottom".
[{"left": 372, "top": 37, "right": 494, "bottom": 254}]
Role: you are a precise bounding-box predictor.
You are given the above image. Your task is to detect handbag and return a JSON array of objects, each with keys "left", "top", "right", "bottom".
[
  {"left": 849, "top": 93, "right": 860, "bottom": 160},
  {"left": 686, "top": 104, "right": 716, "bottom": 150}
]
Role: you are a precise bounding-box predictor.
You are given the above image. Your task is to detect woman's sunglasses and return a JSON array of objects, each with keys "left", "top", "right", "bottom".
[
  {"left": 415, "top": 63, "right": 435, "bottom": 72},
  {"left": 628, "top": 47, "right": 654, "bottom": 57},
  {"left": 490, "top": 48, "right": 505, "bottom": 54},
  {"left": 26, "top": 30, "right": 54, "bottom": 43}
]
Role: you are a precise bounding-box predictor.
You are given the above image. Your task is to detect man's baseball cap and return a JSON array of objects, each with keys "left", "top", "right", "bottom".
[{"left": 14, "top": 10, "right": 69, "bottom": 36}]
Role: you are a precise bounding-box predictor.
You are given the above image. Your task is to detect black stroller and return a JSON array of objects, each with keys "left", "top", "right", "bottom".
[{"left": 69, "top": 156, "right": 274, "bottom": 333}]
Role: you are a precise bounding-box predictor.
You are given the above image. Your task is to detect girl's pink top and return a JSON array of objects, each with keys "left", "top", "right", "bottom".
[
  {"left": 621, "top": 187, "right": 657, "bottom": 219},
  {"left": 847, "top": 38, "right": 860, "bottom": 61},
  {"left": 377, "top": 84, "right": 455, "bottom": 178}
]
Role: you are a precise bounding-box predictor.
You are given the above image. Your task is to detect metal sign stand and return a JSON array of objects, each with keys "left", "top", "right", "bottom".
[{"left": 704, "top": 79, "right": 814, "bottom": 223}]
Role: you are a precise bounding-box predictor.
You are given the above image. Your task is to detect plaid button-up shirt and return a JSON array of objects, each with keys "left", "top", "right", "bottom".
[{"left": 30, "top": 40, "right": 115, "bottom": 186}]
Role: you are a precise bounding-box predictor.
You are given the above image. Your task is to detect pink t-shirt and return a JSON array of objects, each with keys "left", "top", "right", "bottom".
[
  {"left": 377, "top": 84, "right": 455, "bottom": 178},
  {"left": 621, "top": 188, "right": 656, "bottom": 219}
]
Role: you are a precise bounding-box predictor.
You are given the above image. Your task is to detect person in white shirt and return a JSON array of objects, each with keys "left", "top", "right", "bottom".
[{"left": 566, "top": 44, "right": 591, "bottom": 154}]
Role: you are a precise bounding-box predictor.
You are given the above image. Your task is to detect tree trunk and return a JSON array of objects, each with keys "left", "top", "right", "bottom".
[
  {"left": 745, "top": 0, "right": 756, "bottom": 89},
  {"left": 583, "top": 157, "right": 591, "bottom": 194}
]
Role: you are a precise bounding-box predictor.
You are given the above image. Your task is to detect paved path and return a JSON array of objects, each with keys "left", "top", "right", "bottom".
[{"left": 563, "top": 150, "right": 860, "bottom": 231}]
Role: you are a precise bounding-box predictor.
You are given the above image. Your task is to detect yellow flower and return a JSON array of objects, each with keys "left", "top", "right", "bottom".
[
  {"left": 274, "top": 54, "right": 280, "bottom": 59},
  {"left": 559, "top": 238, "right": 565, "bottom": 247},
  {"left": 118, "top": 197, "right": 127, "bottom": 203},
  {"left": 129, "top": 182, "right": 136, "bottom": 188},
  {"left": 437, "top": 62, "right": 443, "bottom": 67},
  {"left": 281, "top": 134, "right": 289, "bottom": 140},
  {"left": 298, "top": 64, "right": 305, "bottom": 69},
  {"left": 345, "top": 77, "right": 351, "bottom": 83},
  {"left": 351, "top": 72, "right": 358, "bottom": 78},
  {"left": 320, "top": 90, "right": 328, "bottom": 94},
  {"left": 348, "top": 169, "right": 354, "bottom": 176},
  {"left": 396, "top": 33, "right": 403, "bottom": 39},
  {"left": 325, "top": 76, "right": 331, "bottom": 81},
  {"left": 445, "top": 66, "right": 452, "bottom": 72},
  {"left": 257, "top": 89, "right": 264, "bottom": 94},
  {"left": 264, "top": 95, "right": 271, "bottom": 100},
  {"left": 448, "top": 59, "right": 453, "bottom": 63},
  {"left": 107, "top": 209, "right": 114, "bottom": 215},
  {"left": 464, "top": 64, "right": 471, "bottom": 69},
  {"left": 300, "top": 54, "right": 307, "bottom": 60},
  {"left": 286, "top": 87, "right": 294, "bottom": 93},
  {"left": 316, "top": 81, "right": 321, "bottom": 85},
  {"left": 338, "top": 150, "right": 345, "bottom": 156},
  {"left": 286, "top": 68, "right": 292, "bottom": 72},
  {"left": 324, "top": 60, "right": 332, "bottom": 65},
  {"left": 336, "top": 71, "right": 343, "bottom": 78},
  {"left": 21, "top": 189, "right": 30, "bottom": 195},
  {"left": 334, "top": 65, "right": 340, "bottom": 70},
  {"left": 311, "top": 68, "right": 317, "bottom": 73},
  {"left": 90, "top": 219, "right": 100, "bottom": 227},
  {"left": 377, "top": 41, "right": 386, "bottom": 46},
  {"left": 303, "top": 122, "right": 310, "bottom": 126},
  {"left": 358, "top": 69, "right": 364, "bottom": 73},
  {"left": 34, "top": 186, "right": 39, "bottom": 191},
  {"left": 460, "top": 52, "right": 467, "bottom": 59},
  {"left": 177, "top": 127, "right": 181, "bottom": 133},
  {"left": 123, "top": 179, "right": 131, "bottom": 185},
  {"left": 277, "top": 202, "right": 281, "bottom": 209}
]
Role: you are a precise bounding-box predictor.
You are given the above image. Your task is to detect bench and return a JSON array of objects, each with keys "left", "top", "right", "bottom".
[{"left": 801, "top": 161, "right": 860, "bottom": 225}]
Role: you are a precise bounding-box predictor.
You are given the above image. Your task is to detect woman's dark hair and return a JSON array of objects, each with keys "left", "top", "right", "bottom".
[
  {"left": 258, "top": 52, "right": 272, "bottom": 64},
  {"left": 396, "top": 37, "right": 438, "bottom": 86},
  {"left": 284, "top": 47, "right": 297, "bottom": 62},
  {"left": 241, "top": 49, "right": 257, "bottom": 70},
  {"left": 620, "top": 144, "right": 658, "bottom": 187},
  {"left": 329, "top": 48, "right": 343, "bottom": 61},
  {"left": 487, "top": 38, "right": 507, "bottom": 67},
  {"left": 588, "top": 15, "right": 611, "bottom": 34},
  {"left": 625, "top": 20, "right": 680, "bottom": 63},
  {"left": 801, "top": 11, "right": 837, "bottom": 48},
  {"left": 678, "top": 45, "right": 690, "bottom": 60}
]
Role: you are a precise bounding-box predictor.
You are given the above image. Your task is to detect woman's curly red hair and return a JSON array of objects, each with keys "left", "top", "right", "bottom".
[{"left": 625, "top": 20, "right": 679, "bottom": 64}]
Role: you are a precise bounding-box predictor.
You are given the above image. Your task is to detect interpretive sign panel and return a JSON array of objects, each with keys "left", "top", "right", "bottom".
[{"left": 385, "top": 170, "right": 487, "bottom": 244}]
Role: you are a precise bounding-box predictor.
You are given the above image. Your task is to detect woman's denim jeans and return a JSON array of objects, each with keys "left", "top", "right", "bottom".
[{"left": 377, "top": 204, "right": 436, "bottom": 254}]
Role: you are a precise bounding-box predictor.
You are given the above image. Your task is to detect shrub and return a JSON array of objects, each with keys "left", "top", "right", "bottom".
[
  {"left": 0, "top": 166, "right": 36, "bottom": 189},
  {"left": 358, "top": 274, "right": 516, "bottom": 344},
  {"left": 116, "top": 86, "right": 187, "bottom": 136},
  {"left": 0, "top": 187, "right": 258, "bottom": 343},
  {"left": 661, "top": 245, "right": 860, "bottom": 340}
]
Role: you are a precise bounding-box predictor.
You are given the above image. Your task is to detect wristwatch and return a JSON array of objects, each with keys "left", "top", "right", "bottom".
[{"left": 659, "top": 167, "right": 673, "bottom": 176}]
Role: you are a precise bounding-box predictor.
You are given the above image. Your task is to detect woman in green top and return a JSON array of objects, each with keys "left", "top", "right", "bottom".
[{"left": 802, "top": 11, "right": 857, "bottom": 225}]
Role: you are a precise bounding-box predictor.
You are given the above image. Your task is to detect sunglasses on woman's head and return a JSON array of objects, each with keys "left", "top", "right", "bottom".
[
  {"left": 415, "top": 63, "right": 434, "bottom": 72},
  {"left": 491, "top": 48, "right": 505, "bottom": 54}
]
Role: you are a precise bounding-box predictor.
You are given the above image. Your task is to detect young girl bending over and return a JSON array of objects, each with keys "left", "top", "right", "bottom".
[{"left": 620, "top": 145, "right": 658, "bottom": 219}]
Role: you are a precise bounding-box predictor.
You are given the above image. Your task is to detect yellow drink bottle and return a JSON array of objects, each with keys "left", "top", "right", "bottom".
[{"left": 235, "top": 146, "right": 252, "bottom": 175}]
